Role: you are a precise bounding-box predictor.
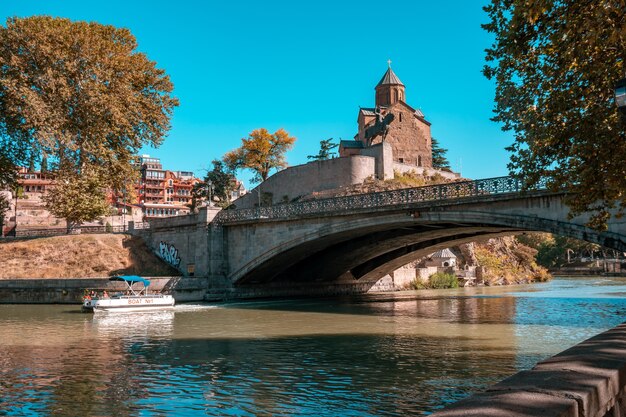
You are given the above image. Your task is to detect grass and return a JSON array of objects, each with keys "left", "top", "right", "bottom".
[{"left": 0, "top": 234, "right": 180, "bottom": 278}]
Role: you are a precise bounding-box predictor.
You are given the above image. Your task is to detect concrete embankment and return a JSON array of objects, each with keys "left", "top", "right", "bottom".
[
  {"left": 0, "top": 277, "right": 380, "bottom": 304},
  {"left": 0, "top": 277, "right": 208, "bottom": 304},
  {"left": 432, "top": 322, "right": 626, "bottom": 417}
]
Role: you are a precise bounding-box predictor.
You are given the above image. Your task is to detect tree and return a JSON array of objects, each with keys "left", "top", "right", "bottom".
[
  {"left": 0, "top": 16, "right": 178, "bottom": 224},
  {"left": 431, "top": 137, "right": 450, "bottom": 169},
  {"left": 43, "top": 168, "right": 112, "bottom": 233},
  {"left": 0, "top": 193, "right": 10, "bottom": 237},
  {"left": 224, "top": 128, "right": 296, "bottom": 183},
  {"left": 483, "top": 1, "right": 626, "bottom": 229},
  {"left": 517, "top": 233, "right": 601, "bottom": 267},
  {"left": 191, "top": 160, "right": 236, "bottom": 210},
  {"left": 307, "top": 138, "right": 338, "bottom": 160}
]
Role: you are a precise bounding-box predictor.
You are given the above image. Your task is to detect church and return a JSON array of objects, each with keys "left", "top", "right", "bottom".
[{"left": 339, "top": 63, "right": 433, "bottom": 168}]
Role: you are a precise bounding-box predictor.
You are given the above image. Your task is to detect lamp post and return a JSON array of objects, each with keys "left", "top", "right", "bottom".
[
  {"left": 615, "top": 78, "right": 626, "bottom": 116},
  {"left": 207, "top": 180, "right": 214, "bottom": 207}
]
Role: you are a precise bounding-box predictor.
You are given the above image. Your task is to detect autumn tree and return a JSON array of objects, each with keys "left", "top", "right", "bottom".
[
  {"left": 224, "top": 128, "right": 296, "bottom": 183},
  {"left": 307, "top": 138, "right": 338, "bottom": 160},
  {"left": 431, "top": 137, "right": 450, "bottom": 169},
  {"left": 483, "top": 1, "right": 626, "bottom": 229},
  {"left": 0, "top": 16, "right": 178, "bottom": 227}
]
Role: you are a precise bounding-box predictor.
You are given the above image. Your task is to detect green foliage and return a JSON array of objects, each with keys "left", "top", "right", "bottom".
[
  {"left": 431, "top": 137, "right": 450, "bottom": 169},
  {"left": 428, "top": 272, "right": 459, "bottom": 289},
  {"left": 482, "top": 1, "right": 626, "bottom": 229},
  {"left": 192, "top": 160, "right": 237, "bottom": 210},
  {"left": 408, "top": 272, "right": 458, "bottom": 290},
  {"left": 43, "top": 168, "right": 111, "bottom": 232},
  {"left": 307, "top": 138, "right": 338, "bottom": 161},
  {"left": 0, "top": 16, "right": 177, "bottom": 216},
  {"left": 105, "top": 222, "right": 112, "bottom": 233},
  {"left": 224, "top": 128, "right": 296, "bottom": 183}
]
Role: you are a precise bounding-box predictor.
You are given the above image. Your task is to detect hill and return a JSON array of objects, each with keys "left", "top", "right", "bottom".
[{"left": 0, "top": 234, "right": 180, "bottom": 278}]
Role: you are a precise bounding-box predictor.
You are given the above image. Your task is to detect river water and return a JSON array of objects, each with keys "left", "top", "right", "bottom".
[{"left": 1, "top": 276, "right": 626, "bottom": 416}]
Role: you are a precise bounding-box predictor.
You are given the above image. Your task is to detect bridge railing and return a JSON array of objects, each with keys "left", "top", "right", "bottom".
[{"left": 214, "top": 175, "right": 547, "bottom": 224}]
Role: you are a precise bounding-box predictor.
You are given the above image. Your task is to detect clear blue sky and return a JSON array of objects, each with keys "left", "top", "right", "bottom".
[{"left": 0, "top": 0, "right": 512, "bottom": 186}]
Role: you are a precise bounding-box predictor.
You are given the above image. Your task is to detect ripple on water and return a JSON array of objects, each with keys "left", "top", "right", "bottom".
[{"left": 2, "top": 277, "right": 626, "bottom": 416}]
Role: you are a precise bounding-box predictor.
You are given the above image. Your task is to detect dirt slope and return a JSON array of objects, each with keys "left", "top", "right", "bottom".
[{"left": 0, "top": 234, "right": 180, "bottom": 278}]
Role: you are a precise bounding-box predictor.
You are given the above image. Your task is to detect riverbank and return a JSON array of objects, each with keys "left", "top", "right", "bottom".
[
  {"left": 0, "top": 234, "right": 179, "bottom": 278},
  {"left": 0, "top": 276, "right": 208, "bottom": 304}
]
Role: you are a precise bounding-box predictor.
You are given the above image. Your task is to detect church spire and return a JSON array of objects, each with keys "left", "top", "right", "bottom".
[{"left": 375, "top": 61, "right": 405, "bottom": 106}]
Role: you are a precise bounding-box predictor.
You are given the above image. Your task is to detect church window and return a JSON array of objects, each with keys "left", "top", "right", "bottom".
[
  {"left": 399, "top": 113, "right": 403, "bottom": 122},
  {"left": 418, "top": 156, "right": 422, "bottom": 167}
]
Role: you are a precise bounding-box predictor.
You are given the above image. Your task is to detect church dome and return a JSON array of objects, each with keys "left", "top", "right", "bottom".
[{"left": 377, "top": 67, "right": 404, "bottom": 86}]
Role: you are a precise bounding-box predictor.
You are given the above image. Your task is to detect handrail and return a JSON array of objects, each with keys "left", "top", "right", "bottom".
[{"left": 214, "top": 176, "right": 550, "bottom": 224}]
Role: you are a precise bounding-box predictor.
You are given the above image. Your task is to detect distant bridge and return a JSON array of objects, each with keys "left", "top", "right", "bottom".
[{"left": 139, "top": 176, "right": 626, "bottom": 294}]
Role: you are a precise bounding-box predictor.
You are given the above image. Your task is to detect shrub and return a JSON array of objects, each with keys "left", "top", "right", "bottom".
[{"left": 428, "top": 272, "right": 459, "bottom": 289}]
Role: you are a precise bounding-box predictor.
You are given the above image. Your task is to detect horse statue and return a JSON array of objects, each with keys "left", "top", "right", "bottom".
[{"left": 364, "top": 107, "right": 395, "bottom": 145}]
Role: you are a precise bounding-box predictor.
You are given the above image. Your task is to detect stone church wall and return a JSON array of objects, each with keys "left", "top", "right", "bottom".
[{"left": 385, "top": 108, "right": 432, "bottom": 167}]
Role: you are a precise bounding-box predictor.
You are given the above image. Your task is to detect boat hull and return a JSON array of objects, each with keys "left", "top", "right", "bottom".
[{"left": 82, "top": 295, "right": 175, "bottom": 313}]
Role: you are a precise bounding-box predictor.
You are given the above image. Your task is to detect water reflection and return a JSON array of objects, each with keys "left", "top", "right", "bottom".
[{"left": 1, "top": 277, "right": 625, "bottom": 416}]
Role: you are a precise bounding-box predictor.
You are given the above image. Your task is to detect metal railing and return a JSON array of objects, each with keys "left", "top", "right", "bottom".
[
  {"left": 12, "top": 225, "right": 129, "bottom": 238},
  {"left": 215, "top": 176, "right": 549, "bottom": 224}
]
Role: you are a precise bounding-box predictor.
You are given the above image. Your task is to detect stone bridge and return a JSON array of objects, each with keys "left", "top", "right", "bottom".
[{"left": 136, "top": 176, "right": 626, "bottom": 297}]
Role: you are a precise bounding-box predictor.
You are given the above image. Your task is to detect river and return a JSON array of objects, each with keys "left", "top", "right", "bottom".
[{"left": 1, "top": 276, "right": 626, "bottom": 416}]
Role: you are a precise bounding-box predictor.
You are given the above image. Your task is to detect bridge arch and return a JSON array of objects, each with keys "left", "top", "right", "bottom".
[{"left": 229, "top": 209, "right": 626, "bottom": 286}]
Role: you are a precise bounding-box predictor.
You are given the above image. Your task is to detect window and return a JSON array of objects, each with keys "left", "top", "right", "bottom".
[
  {"left": 398, "top": 158, "right": 404, "bottom": 163},
  {"left": 418, "top": 156, "right": 422, "bottom": 167},
  {"left": 399, "top": 112, "right": 402, "bottom": 122}
]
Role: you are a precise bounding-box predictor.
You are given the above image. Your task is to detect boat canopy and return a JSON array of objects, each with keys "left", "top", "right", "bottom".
[{"left": 109, "top": 275, "right": 151, "bottom": 287}]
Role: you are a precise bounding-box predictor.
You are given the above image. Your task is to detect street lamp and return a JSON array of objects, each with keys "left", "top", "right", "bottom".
[
  {"left": 615, "top": 78, "right": 626, "bottom": 115},
  {"left": 207, "top": 180, "right": 214, "bottom": 207}
]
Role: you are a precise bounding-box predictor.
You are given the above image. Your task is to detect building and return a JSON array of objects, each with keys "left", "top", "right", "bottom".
[
  {"left": 424, "top": 248, "right": 458, "bottom": 268},
  {"left": 134, "top": 155, "right": 200, "bottom": 218},
  {"left": 339, "top": 63, "right": 433, "bottom": 168},
  {"left": 17, "top": 168, "right": 55, "bottom": 195}
]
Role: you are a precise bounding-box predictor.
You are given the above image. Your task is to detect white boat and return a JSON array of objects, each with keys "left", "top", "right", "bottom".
[{"left": 82, "top": 275, "right": 175, "bottom": 313}]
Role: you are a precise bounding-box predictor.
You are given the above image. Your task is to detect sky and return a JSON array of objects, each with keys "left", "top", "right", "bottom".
[{"left": 0, "top": 0, "right": 512, "bottom": 186}]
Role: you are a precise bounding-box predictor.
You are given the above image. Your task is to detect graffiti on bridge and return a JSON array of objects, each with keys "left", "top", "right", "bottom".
[{"left": 158, "top": 241, "right": 181, "bottom": 268}]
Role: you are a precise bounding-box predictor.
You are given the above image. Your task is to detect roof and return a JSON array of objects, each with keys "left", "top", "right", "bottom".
[
  {"left": 339, "top": 140, "right": 364, "bottom": 149},
  {"left": 377, "top": 67, "right": 404, "bottom": 87},
  {"left": 359, "top": 107, "right": 389, "bottom": 117},
  {"left": 109, "top": 275, "right": 151, "bottom": 287},
  {"left": 430, "top": 248, "right": 456, "bottom": 259},
  {"left": 360, "top": 108, "right": 377, "bottom": 117}
]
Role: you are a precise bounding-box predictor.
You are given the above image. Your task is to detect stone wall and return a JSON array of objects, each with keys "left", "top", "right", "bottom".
[
  {"left": 0, "top": 276, "right": 208, "bottom": 304},
  {"left": 384, "top": 103, "right": 433, "bottom": 167},
  {"left": 130, "top": 207, "right": 222, "bottom": 278},
  {"left": 232, "top": 155, "right": 377, "bottom": 209},
  {"left": 432, "top": 321, "right": 626, "bottom": 417},
  {"left": 360, "top": 142, "right": 394, "bottom": 180}
]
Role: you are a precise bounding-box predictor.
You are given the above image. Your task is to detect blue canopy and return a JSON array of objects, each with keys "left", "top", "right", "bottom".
[{"left": 109, "top": 275, "right": 151, "bottom": 287}]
